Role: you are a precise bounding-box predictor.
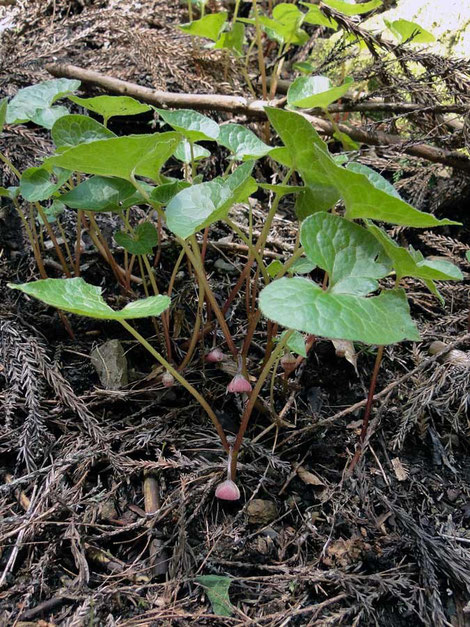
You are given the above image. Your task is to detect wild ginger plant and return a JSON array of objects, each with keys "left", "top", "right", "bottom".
[{"left": 2, "top": 83, "right": 463, "bottom": 499}]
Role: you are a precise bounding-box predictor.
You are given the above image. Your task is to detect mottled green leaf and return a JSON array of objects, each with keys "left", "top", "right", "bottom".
[
  {"left": 37, "top": 200, "right": 66, "bottom": 225},
  {"left": 156, "top": 108, "right": 219, "bottom": 142},
  {"left": 285, "top": 329, "right": 307, "bottom": 357},
  {"left": 259, "top": 3, "right": 308, "bottom": 45},
  {"left": 179, "top": 12, "right": 228, "bottom": 41},
  {"left": 29, "top": 105, "right": 70, "bottom": 129},
  {"left": 8, "top": 277, "right": 170, "bottom": 320},
  {"left": 346, "top": 162, "right": 401, "bottom": 198},
  {"left": 114, "top": 222, "right": 159, "bottom": 255},
  {"left": 259, "top": 279, "right": 419, "bottom": 344},
  {"left": 289, "top": 257, "right": 316, "bottom": 275},
  {"left": 266, "top": 107, "right": 340, "bottom": 212},
  {"left": 301, "top": 212, "right": 391, "bottom": 294},
  {"left": 368, "top": 224, "right": 463, "bottom": 282},
  {"left": 46, "top": 132, "right": 180, "bottom": 182},
  {"left": 165, "top": 161, "right": 256, "bottom": 239},
  {"left": 69, "top": 95, "right": 151, "bottom": 125},
  {"left": 20, "top": 167, "right": 70, "bottom": 202},
  {"left": 385, "top": 18, "right": 435, "bottom": 43},
  {"left": 52, "top": 114, "right": 116, "bottom": 150},
  {"left": 196, "top": 575, "right": 233, "bottom": 617},
  {"left": 322, "top": 0, "right": 382, "bottom": 16},
  {"left": 174, "top": 139, "right": 211, "bottom": 163},
  {"left": 60, "top": 176, "right": 138, "bottom": 212},
  {"left": 6, "top": 79, "right": 80, "bottom": 124},
  {"left": 300, "top": 3, "right": 337, "bottom": 28},
  {"left": 267, "top": 260, "right": 283, "bottom": 278},
  {"left": 149, "top": 180, "right": 191, "bottom": 205},
  {"left": 287, "top": 76, "right": 354, "bottom": 109},
  {"left": 218, "top": 123, "right": 271, "bottom": 160},
  {"left": 214, "top": 22, "right": 245, "bottom": 55}
]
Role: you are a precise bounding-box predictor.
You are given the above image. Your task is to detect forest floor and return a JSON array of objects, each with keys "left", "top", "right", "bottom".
[{"left": 1, "top": 1, "right": 470, "bottom": 625}]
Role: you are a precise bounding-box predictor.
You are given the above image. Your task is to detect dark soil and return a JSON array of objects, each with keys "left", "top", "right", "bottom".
[{"left": 1, "top": 1, "right": 470, "bottom": 626}]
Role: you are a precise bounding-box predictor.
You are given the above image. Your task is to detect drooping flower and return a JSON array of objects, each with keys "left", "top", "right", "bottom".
[
  {"left": 215, "top": 479, "right": 240, "bottom": 501},
  {"left": 227, "top": 373, "right": 252, "bottom": 394},
  {"left": 205, "top": 348, "right": 225, "bottom": 363}
]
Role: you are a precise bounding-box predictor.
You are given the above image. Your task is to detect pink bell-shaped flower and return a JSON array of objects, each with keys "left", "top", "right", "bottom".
[
  {"left": 215, "top": 479, "right": 240, "bottom": 501},
  {"left": 205, "top": 348, "right": 225, "bottom": 363},
  {"left": 227, "top": 373, "right": 252, "bottom": 394}
]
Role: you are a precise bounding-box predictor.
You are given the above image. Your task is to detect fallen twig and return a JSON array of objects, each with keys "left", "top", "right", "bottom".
[{"left": 45, "top": 63, "right": 470, "bottom": 174}]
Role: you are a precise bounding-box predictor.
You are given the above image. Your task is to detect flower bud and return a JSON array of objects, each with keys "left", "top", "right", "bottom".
[
  {"left": 280, "top": 352, "right": 297, "bottom": 370},
  {"left": 215, "top": 479, "right": 240, "bottom": 501},
  {"left": 205, "top": 348, "right": 225, "bottom": 363},
  {"left": 227, "top": 373, "right": 252, "bottom": 394},
  {"left": 162, "top": 371, "right": 175, "bottom": 388}
]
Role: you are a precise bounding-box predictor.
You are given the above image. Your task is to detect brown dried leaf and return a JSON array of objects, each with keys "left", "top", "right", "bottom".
[{"left": 297, "top": 466, "right": 325, "bottom": 487}]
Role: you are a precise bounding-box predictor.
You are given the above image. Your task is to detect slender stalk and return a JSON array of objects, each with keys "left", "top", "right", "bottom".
[
  {"left": 252, "top": 0, "right": 268, "bottom": 100},
  {"left": 347, "top": 345, "right": 385, "bottom": 475},
  {"left": 222, "top": 169, "right": 293, "bottom": 314},
  {"left": 74, "top": 210, "right": 83, "bottom": 276},
  {"left": 119, "top": 319, "right": 229, "bottom": 452},
  {"left": 13, "top": 199, "right": 47, "bottom": 278},
  {"left": 35, "top": 203, "right": 71, "bottom": 277},
  {"left": 0, "top": 151, "right": 21, "bottom": 179},
  {"left": 86, "top": 212, "right": 127, "bottom": 288},
  {"left": 184, "top": 236, "right": 238, "bottom": 359},
  {"left": 230, "top": 329, "right": 293, "bottom": 479},
  {"left": 177, "top": 273, "right": 204, "bottom": 371},
  {"left": 56, "top": 218, "right": 74, "bottom": 268}
]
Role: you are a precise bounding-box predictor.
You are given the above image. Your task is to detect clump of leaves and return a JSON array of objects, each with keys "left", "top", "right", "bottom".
[{"left": 2, "top": 84, "right": 462, "bottom": 497}]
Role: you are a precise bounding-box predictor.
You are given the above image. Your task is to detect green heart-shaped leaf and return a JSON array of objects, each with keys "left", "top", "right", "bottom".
[
  {"left": 301, "top": 212, "right": 391, "bottom": 295},
  {"left": 60, "top": 176, "right": 138, "bottom": 212},
  {"left": 156, "top": 108, "right": 219, "bottom": 142},
  {"left": 368, "top": 225, "right": 463, "bottom": 282},
  {"left": 195, "top": 575, "right": 233, "bottom": 617},
  {"left": 322, "top": 0, "right": 382, "bottom": 16},
  {"left": 46, "top": 132, "right": 180, "bottom": 182},
  {"left": 52, "top": 114, "right": 116, "bottom": 150},
  {"left": 9, "top": 277, "right": 170, "bottom": 320},
  {"left": 300, "top": 3, "right": 337, "bottom": 28},
  {"left": 259, "top": 4, "right": 309, "bottom": 45},
  {"left": 385, "top": 18, "right": 435, "bottom": 44},
  {"left": 20, "top": 167, "right": 70, "bottom": 202},
  {"left": 267, "top": 108, "right": 341, "bottom": 213},
  {"left": 68, "top": 95, "right": 151, "bottom": 125},
  {"left": 179, "top": 12, "right": 228, "bottom": 41},
  {"left": 166, "top": 161, "right": 257, "bottom": 239},
  {"left": 259, "top": 278, "right": 419, "bottom": 344},
  {"left": 29, "top": 105, "right": 70, "bottom": 129},
  {"left": 287, "top": 76, "right": 354, "bottom": 109},
  {"left": 6, "top": 79, "right": 80, "bottom": 124},
  {"left": 214, "top": 22, "right": 245, "bottom": 55},
  {"left": 345, "top": 162, "right": 401, "bottom": 199},
  {"left": 218, "top": 123, "right": 271, "bottom": 160},
  {"left": 114, "top": 222, "right": 158, "bottom": 255},
  {"left": 37, "top": 200, "right": 66, "bottom": 225},
  {"left": 174, "top": 139, "right": 211, "bottom": 163},
  {"left": 150, "top": 180, "right": 191, "bottom": 205},
  {"left": 308, "top": 142, "right": 458, "bottom": 227}
]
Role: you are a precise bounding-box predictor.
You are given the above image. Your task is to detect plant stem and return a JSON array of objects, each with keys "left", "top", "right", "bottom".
[
  {"left": 34, "top": 203, "right": 72, "bottom": 277},
  {"left": 230, "top": 329, "right": 292, "bottom": 480},
  {"left": 252, "top": 0, "right": 268, "bottom": 100},
  {"left": 347, "top": 345, "right": 384, "bottom": 475},
  {"left": 119, "top": 319, "right": 229, "bottom": 452},
  {"left": 0, "top": 150, "right": 21, "bottom": 179},
  {"left": 184, "top": 236, "right": 238, "bottom": 359}
]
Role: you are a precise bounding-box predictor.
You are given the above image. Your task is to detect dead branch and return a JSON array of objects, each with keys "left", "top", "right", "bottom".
[{"left": 45, "top": 63, "right": 470, "bottom": 174}]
